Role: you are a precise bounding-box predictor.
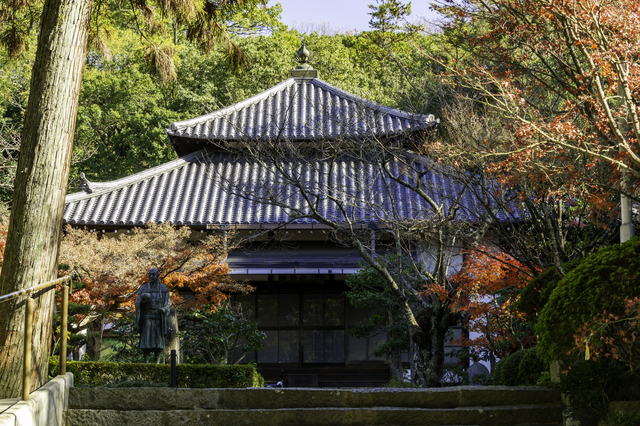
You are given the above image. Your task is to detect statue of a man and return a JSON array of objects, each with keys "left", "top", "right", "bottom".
[{"left": 135, "top": 268, "right": 171, "bottom": 363}]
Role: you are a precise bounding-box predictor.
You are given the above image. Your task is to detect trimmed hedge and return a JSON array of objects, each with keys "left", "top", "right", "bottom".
[
  {"left": 50, "top": 358, "right": 264, "bottom": 388},
  {"left": 518, "top": 346, "right": 547, "bottom": 385},
  {"left": 537, "top": 237, "right": 640, "bottom": 363}
]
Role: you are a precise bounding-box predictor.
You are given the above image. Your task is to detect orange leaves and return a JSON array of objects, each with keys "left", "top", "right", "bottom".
[
  {"left": 59, "top": 223, "right": 248, "bottom": 329},
  {"left": 440, "top": 0, "right": 640, "bottom": 209},
  {"left": 452, "top": 246, "right": 533, "bottom": 300},
  {"left": 433, "top": 246, "right": 538, "bottom": 354},
  {"left": 573, "top": 296, "right": 640, "bottom": 371}
]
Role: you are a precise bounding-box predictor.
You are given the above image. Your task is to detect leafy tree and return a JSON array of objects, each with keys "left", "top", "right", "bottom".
[
  {"left": 0, "top": 0, "right": 272, "bottom": 397},
  {"left": 362, "top": 1, "right": 619, "bottom": 276},
  {"left": 449, "top": 247, "right": 536, "bottom": 370},
  {"left": 515, "top": 259, "right": 583, "bottom": 322},
  {"left": 433, "top": 0, "right": 640, "bottom": 220},
  {"left": 58, "top": 222, "right": 248, "bottom": 360},
  {"left": 345, "top": 258, "right": 415, "bottom": 381},
  {"left": 73, "top": 57, "right": 185, "bottom": 182},
  {"left": 180, "top": 303, "right": 265, "bottom": 365}
]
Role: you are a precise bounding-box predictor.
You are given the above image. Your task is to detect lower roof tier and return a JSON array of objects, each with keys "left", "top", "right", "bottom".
[{"left": 64, "top": 148, "right": 502, "bottom": 228}]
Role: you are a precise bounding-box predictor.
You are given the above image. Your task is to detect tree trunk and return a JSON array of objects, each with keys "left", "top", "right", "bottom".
[
  {"left": 410, "top": 302, "right": 457, "bottom": 387},
  {"left": 0, "top": 0, "right": 92, "bottom": 398}
]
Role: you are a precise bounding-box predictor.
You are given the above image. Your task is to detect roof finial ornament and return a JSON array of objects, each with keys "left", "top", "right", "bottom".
[
  {"left": 290, "top": 43, "right": 318, "bottom": 79},
  {"left": 80, "top": 172, "right": 94, "bottom": 194},
  {"left": 296, "top": 44, "right": 312, "bottom": 70}
]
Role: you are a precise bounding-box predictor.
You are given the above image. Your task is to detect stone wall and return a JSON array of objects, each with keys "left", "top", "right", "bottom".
[{"left": 0, "top": 373, "right": 73, "bottom": 426}]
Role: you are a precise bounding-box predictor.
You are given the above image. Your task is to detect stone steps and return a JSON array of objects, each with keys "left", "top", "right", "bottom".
[
  {"left": 65, "top": 406, "right": 563, "bottom": 426},
  {"left": 64, "top": 386, "right": 563, "bottom": 426}
]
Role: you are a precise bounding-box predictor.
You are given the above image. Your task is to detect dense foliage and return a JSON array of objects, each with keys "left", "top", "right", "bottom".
[
  {"left": 492, "top": 346, "right": 547, "bottom": 386},
  {"left": 449, "top": 247, "right": 535, "bottom": 368},
  {"left": 180, "top": 303, "right": 265, "bottom": 365},
  {"left": 515, "top": 259, "right": 583, "bottom": 322},
  {"left": 537, "top": 237, "right": 640, "bottom": 362},
  {"left": 437, "top": 0, "right": 640, "bottom": 206},
  {"left": 49, "top": 358, "right": 264, "bottom": 388}
]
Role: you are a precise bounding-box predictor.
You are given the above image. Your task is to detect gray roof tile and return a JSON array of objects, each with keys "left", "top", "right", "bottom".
[
  {"left": 166, "top": 78, "right": 437, "bottom": 156},
  {"left": 64, "top": 149, "right": 488, "bottom": 228}
]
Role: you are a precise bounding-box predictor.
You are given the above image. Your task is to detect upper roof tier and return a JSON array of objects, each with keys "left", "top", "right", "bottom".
[{"left": 166, "top": 77, "right": 438, "bottom": 156}]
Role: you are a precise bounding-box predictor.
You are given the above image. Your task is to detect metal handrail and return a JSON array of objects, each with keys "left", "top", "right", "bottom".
[
  {"left": 0, "top": 275, "right": 72, "bottom": 400},
  {"left": 0, "top": 276, "right": 71, "bottom": 304}
]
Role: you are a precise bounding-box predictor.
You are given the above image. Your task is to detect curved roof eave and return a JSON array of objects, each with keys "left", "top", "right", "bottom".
[{"left": 165, "top": 77, "right": 438, "bottom": 143}]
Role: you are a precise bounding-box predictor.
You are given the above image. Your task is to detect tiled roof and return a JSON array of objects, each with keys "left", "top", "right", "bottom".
[
  {"left": 166, "top": 78, "right": 438, "bottom": 156},
  {"left": 63, "top": 149, "right": 487, "bottom": 228}
]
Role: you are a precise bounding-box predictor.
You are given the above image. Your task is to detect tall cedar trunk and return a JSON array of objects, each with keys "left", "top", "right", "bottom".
[{"left": 0, "top": 0, "right": 92, "bottom": 398}]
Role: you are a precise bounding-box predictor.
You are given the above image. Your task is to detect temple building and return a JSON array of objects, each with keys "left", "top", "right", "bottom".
[{"left": 63, "top": 47, "right": 475, "bottom": 387}]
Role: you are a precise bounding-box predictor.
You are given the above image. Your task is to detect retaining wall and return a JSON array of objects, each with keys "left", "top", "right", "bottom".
[{"left": 0, "top": 373, "right": 73, "bottom": 426}]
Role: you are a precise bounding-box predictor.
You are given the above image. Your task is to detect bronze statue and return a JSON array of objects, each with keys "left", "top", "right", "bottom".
[{"left": 135, "top": 268, "right": 171, "bottom": 363}]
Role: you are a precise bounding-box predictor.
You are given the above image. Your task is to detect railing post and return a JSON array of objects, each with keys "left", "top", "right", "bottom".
[
  {"left": 22, "top": 297, "right": 35, "bottom": 401},
  {"left": 59, "top": 279, "right": 70, "bottom": 375},
  {"left": 170, "top": 349, "right": 177, "bottom": 388}
]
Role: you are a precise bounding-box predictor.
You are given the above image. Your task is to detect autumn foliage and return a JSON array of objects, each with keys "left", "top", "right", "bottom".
[
  {"left": 435, "top": 0, "right": 640, "bottom": 207},
  {"left": 58, "top": 223, "right": 249, "bottom": 358},
  {"left": 574, "top": 297, "right": 640, "bottom": 376},
  {"left": 441, "top": 247, "right": 537, "bottom": 361}
]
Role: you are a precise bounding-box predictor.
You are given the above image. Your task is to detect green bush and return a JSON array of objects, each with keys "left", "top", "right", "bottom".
[
  {"left": 50, "top": 358, "right": 264, "bottom": 388},
  {"left": 493, "top": 349, "right": 526, "bottom": 386},
  {"left": 559, "top": 359, "right": 627, "bottom": 422},
  {"left": 492, "top": 347, "right": 547, "bottom": 386},
  {"left": 518, "top": 346, "right": 547, "bottom": 385},
  {"left": 537, "top": 237, "right": 640, "bottom": 363},
  {"left": 515, "top": 259, "right": 582, "bottom": 322}
]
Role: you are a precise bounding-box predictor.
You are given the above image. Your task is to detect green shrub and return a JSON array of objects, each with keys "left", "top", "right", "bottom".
[
  {"left": 50, "top": 358, "right": 264, "bottom": 388},
  {"left": 559, "top": 359, "right": 627, "bottom": 422},
  {"left": 515, "top": 259, "right": 582, "bottom": 322},
  {"left": 537, "top": 237, "right": 640, "bottom": 363},
  {"left": 518, "top": 346, "right": 547, "bottom": 385},
  {"left": 492, "top": 346, "right": 547, "bottom": 386},
  {"left": 493, "top": 349, "right": 526, "bottom": 386}
]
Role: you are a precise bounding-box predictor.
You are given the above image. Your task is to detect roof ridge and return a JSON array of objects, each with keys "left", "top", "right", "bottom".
[
  {"left": 166, "top": 78, "right": 297, "bottom": 133},
  {"left": 307, "top": 78, "right": 435, "bottom": 122},
  {"left": 65, "top": 149, "right": 207, "bottom": 203},
  {"left": 166, "top": 78, "right": 437, "bottom": 136}
]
